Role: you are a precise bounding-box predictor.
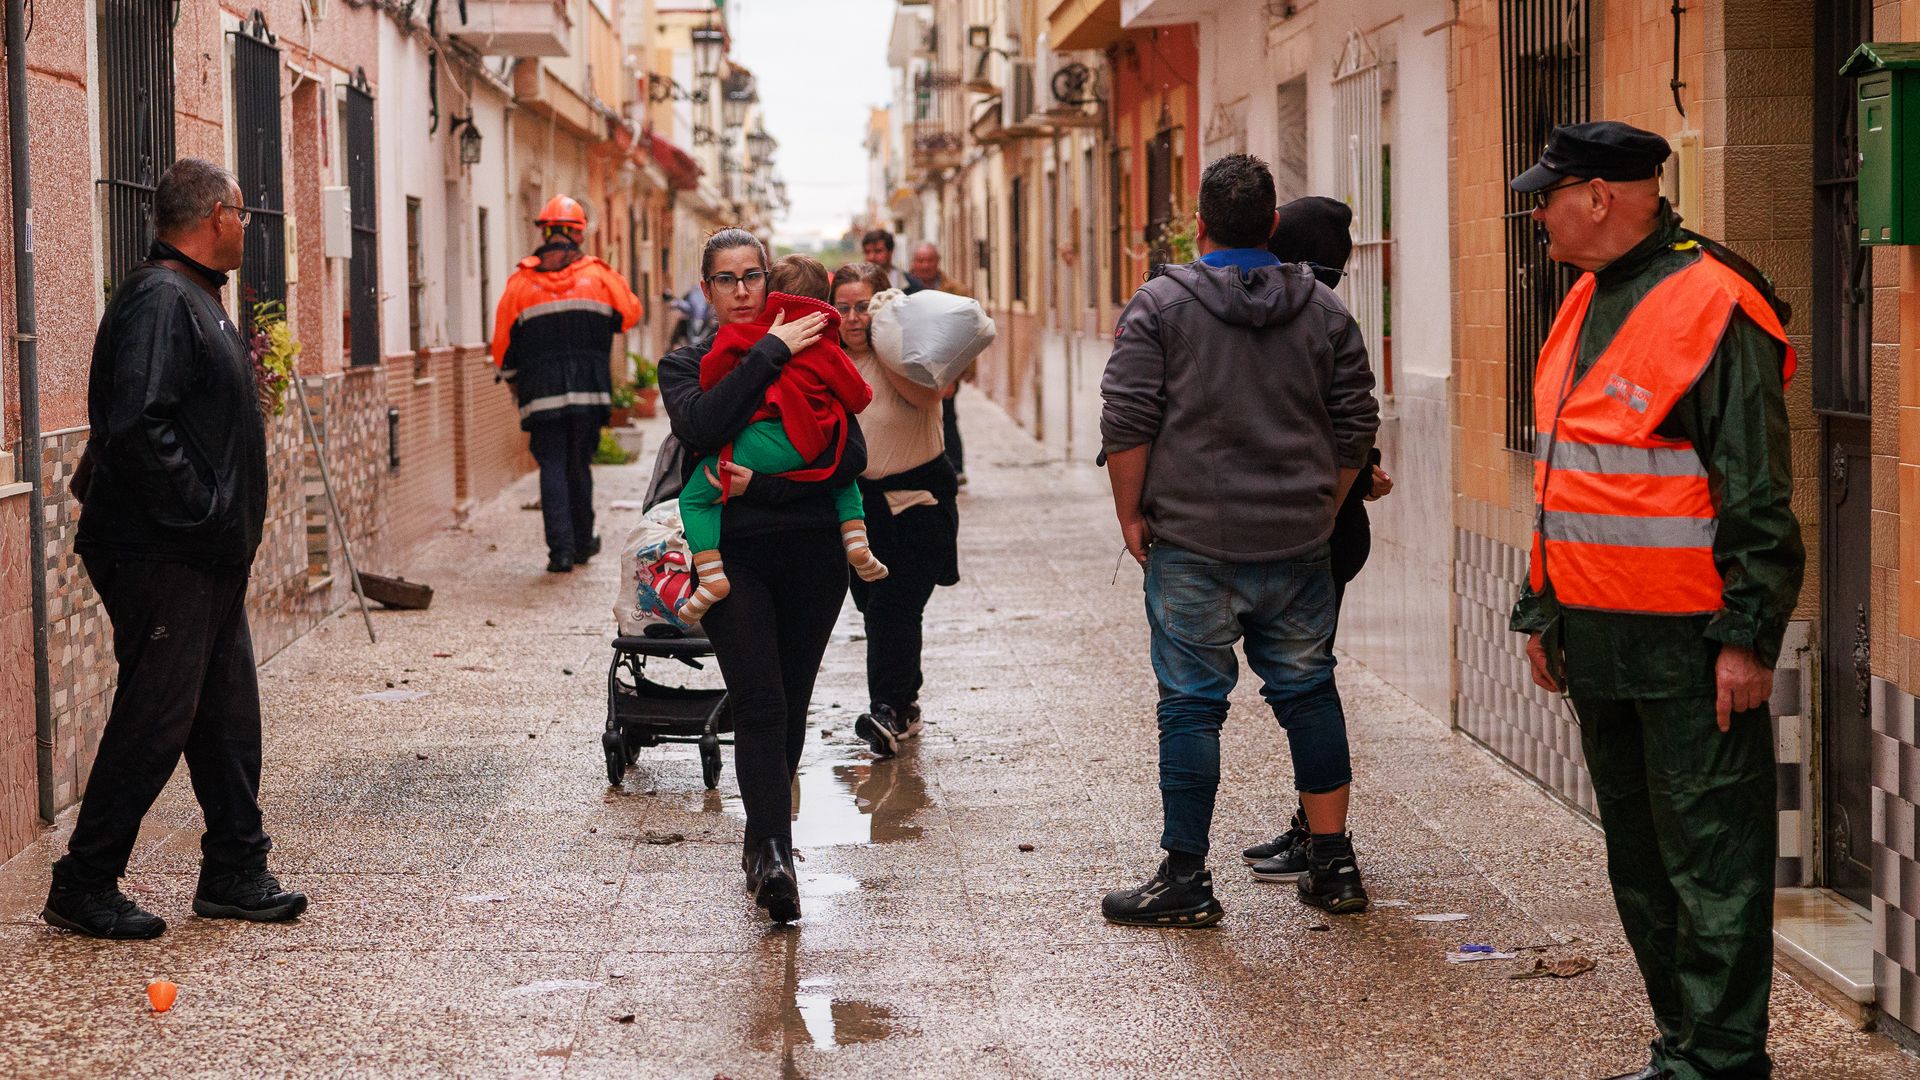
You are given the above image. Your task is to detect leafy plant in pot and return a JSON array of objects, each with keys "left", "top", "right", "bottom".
[
  {"left": 609, "top": 382, "right": 636, "bottom": 427},
  {"left": 629, "top": 352, "right": 660, "bottom": 418},
  {"left": 248, "top": 299, "right": 302, "bottom": 419}
]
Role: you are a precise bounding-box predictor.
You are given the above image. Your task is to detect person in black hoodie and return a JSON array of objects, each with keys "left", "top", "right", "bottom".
[
  {"left": 657, "top": 228, "right": 869, "bottom": 924},
  {"left": 1099, "top": 157, "right": 1380, "bottom": 927},
  {"left": 44, "top": 159, "right": 305, "bottom": 940},
  {"left": 1238, "top": 196, "right": 1397, "bottom": 885}
]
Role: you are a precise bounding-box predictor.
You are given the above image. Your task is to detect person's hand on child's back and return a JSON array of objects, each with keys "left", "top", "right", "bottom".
[{"left": 767, "top": 309, "right": 828, "bottom": 355}]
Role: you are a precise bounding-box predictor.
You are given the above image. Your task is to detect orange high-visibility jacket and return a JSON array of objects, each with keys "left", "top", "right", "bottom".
[
  {"left": 491, "top": 253, "right": 642, "bottom": 430},
  {"left": 1528, "top": 249, "right": 1795, "bottom": 615}
]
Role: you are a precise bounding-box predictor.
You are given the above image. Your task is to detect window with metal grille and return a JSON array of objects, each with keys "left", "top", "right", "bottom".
[
  {"left": 232, "top": 13, "right": 285, "bottom": 322},
  {"left": 406, "top": 197, "right": 424, "bottom": 353},
  {"left": 1334, "top": 30, "right": 1391, "bottom": 397},
  {"left": 96, "top": 0, "right": 176, "bottom": 292},
  {"left": 1500, "top": 0, "right": 1591, "bottom": 451},
  {"left": 1010, "top": 176, "right": 1027, "bottom": 304},
  {"left": 344, "top": 72, "right": 379, "bottom": 368},
  {"left": 1110, "top": 147, "right": 1128, "bottom": 305},
  {"left": 478, "top": 207, "right": 493, "bottom": 341}
]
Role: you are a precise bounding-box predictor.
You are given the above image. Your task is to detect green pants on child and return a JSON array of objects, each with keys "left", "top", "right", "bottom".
[{"left": 680, "top": 419, "right": 867, "bottom": 551}]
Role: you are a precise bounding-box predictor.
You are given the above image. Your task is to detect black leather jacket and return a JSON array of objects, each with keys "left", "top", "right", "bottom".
[{"left": 76, "top": 243, "right": 268, "bottom": 569}]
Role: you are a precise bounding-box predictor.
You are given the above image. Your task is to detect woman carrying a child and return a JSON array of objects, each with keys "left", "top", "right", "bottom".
[
  {"left": 657, "top": 229, "right": 874, "bottom": 924},
  {"left": 833, "top": 263, "right": 963, "bottom": 761}
]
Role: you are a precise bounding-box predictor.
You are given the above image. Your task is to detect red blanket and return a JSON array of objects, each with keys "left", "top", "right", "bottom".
[{"left": 700, "top": 293, "right": 873, "bottom": 487}]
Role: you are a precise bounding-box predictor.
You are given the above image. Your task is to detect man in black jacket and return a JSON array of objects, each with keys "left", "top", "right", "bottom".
[{"left": 44, "top": 159, "right": 306, "bottom": 940}]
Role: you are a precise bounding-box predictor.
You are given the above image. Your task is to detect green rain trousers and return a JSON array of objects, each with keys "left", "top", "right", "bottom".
[{"left": 1573, "top": 696, "right": 1777, "bottom": 1080}]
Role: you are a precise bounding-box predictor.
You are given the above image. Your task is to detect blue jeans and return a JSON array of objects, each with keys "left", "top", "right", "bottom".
[{"left": 1146, "top": 542, "right": 1351, "bottom": 858}]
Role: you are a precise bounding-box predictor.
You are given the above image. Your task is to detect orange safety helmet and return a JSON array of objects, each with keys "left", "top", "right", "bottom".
[{"left": 535, "top": 194, "right": 587, "bottom": 231}]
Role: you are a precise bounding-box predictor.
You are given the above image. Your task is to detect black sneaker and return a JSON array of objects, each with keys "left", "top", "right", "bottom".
[
  {"left": 546, "top": 554, "right": 574, "bottom": 574},
  {"left": 1241, "top": 805, "right": 1309, "bottom": 865},
  {"left": 192, "top": 866, "right": 309, "bottom": 922},
  {"left": 1100, "top": 859, "right": 1224, "bottom": 928},
  {"left": 1296, "top": 834, "right": 1369, "bottom": 915},
  {"left": 854, "top": 708, "right": 901, "bottom": 759},
  {"left": 577, "top": 536, "right": 603, "bottom": 564},
  {"left": 745, "top": 838, "right": 800, "bottom": 924},
  {"left": 42, "top": 884, "right": 167, "bottom": 940}
]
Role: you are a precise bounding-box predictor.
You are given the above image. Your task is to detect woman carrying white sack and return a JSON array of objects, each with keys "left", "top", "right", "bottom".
[{"left": 837, "top": 262, "right": 997, "bottom": 760}]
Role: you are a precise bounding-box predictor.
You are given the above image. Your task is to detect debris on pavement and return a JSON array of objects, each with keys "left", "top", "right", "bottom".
[
  {"left": 643, "top": 831, "right": 686, "bottom": 845},
  {"left": 611, "top": 1013, "right": 637, "bottom": 1024},
  {"left": 1446, "top": 945, "right": 1518, "bottom": 963},
  {"left": 432, "top": 651, "right": 453, "bottom": 658},
  {"left": 358, "top": 572, "right": 434, "bottom": 610},
  {"left": 1413, "top": 913, "right": 1469, "bottom": 923},
  {"left": 146, "top": 980, "right": 177, "bottom": 1013},
  {"left": 503, "top": 980, "right": 603, "bottom": 999},
  {"left": 458, "top": 893, "right": 511, "bottom": 904},
  {"left": 1017, "top": 843, "right": 1035, "bottom": 852},
  {"left": 1510, "top": 955, "right": 1598, "bottom": 980},
  {"left": 357, "top": 689, "right": 427, "bottom": 702},
  {"left": 1373, "top": 899, "right": 1412, "bottom": 908},
  {"left": 1307, "top": 923, "right": 1331, "bottom": 932}
]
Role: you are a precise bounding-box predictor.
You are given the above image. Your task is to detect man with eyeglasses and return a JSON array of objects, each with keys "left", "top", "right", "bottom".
[
  {"left": 1509, "top": 122, "right": 1802, "bottom": 1080},
  {"left": 492, "top": 195, "right": 642, "bottom": 573},
  {"left": 47, "top": 158, "right": 305, "bottom": 940}
]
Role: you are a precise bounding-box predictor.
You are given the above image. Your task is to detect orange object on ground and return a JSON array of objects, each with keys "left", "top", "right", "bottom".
[{"left": 147, "top": 979, "right": 177, "bottom": 1012}]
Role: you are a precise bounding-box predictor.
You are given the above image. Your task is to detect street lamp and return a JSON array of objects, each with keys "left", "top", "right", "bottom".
[
  {"left": 450, "top": 115, "right": 483, "bottom": 166},
  {"left": 721, "top": 70, "right": 756, "bottom": 131},
  {"left": 691, "top": 21, "right": 726, "bottom": 84},
  {"left": 747, "top": 126, "right": 774, "bottom": 163}
]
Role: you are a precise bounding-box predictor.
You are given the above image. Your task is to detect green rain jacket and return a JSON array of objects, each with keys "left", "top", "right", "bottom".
[{"left": 1510, "top": 204, "right": 1805, "bottom": 699}]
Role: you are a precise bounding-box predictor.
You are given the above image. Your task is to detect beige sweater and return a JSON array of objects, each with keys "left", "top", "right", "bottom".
[{"left": 851, "top": 347, "right": 942, "bottom": 514}]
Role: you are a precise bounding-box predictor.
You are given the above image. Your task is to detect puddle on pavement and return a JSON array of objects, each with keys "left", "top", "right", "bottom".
[
  {"left": 752, "top": 973, "right": 898, "bottom": 1056},
  {"left": 713, "top": 739, "right": 931, "bottom": 849}
]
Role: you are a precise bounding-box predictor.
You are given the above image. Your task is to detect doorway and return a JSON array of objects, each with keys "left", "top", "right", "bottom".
[{"left": 1811, "top": 0, "right": 1874, "bottom": 906}]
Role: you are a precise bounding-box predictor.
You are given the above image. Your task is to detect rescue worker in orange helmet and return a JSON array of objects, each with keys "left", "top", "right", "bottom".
[
  {"left": 492, "top": 195, "right": 641, "bottom": 572},
  {"left": 1510, "top": 123, "right": 1804, "bottom": 1080}
]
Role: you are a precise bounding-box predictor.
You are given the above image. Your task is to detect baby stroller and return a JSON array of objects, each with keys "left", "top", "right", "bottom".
[
  {"left": 602, "top": 632, "right": 730, "bottom": 789},
  {"left": 602, "top": 440, "right": 731, "bottom": 788}
]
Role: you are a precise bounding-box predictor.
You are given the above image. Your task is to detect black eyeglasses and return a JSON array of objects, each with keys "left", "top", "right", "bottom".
[
  {"left": 705, "top": 270, "right": 768, "bottom": 290},
  {"left": 834, "top": 301, "right": 871, "bottom": 317},
  {"left": 1529, "top": 177, "right": 1587, "bottom": 211}
]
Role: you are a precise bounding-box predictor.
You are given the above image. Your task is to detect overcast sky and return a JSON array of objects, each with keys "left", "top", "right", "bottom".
[{"left": 727, "top": 0, "right": 897, "bottom": 245}]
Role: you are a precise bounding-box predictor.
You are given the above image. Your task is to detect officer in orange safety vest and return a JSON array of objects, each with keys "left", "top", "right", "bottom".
[
  {"left": 492, "top": 195, "right": 641, "bottom": 573},
  {"left": 1509, "top": 123, "right": 1804, "bottom": 1080}
]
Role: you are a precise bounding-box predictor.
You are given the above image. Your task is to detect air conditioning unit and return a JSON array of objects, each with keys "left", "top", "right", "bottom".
[{"left": 1003, "top": 58, "right": 1035, "bottom": 129}]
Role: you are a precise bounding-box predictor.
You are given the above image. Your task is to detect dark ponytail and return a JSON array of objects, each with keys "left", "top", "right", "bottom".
[{"left": 701, "top": 227, "right": 768, "bottom": 278}]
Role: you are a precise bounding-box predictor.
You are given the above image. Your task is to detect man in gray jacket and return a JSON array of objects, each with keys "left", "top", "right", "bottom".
[{"left": 1099, "top": 154, "right": 1379, "bottom": 927}]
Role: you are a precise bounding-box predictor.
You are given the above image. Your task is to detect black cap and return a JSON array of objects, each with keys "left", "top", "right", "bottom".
[
  {"left": 1269, "top": 196, "right": 1353, "bottom": 288},
  {"left": 1509, "top": 121, "right": 1671, "bottom": 192}
]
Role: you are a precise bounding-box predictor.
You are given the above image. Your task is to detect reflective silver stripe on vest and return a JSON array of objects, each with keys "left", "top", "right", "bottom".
[
  {"left": 1541, "top": 510, "right": 1717, "bottom": 549},
  {"left": 515, "top": 298, "right": 618, "bottom": 326},
  {"left": 519, "top": 390, "right": 613, "bottom": 419},
  {"left": 1534, "top": 433, "right": 1706, "bottom": 478}
]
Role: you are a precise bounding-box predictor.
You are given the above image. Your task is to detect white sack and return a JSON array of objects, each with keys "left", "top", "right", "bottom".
[{"left": 867, "top": 288, "right": 997, "bottom": 390}]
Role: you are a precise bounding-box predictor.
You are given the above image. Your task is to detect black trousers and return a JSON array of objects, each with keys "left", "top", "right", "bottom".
[
  {"left": 849, "top": 504, "right": 945, "bottom": 714},
  {"left": 941, "top": 395, "right": 964, "bottom": 474},
  {"left": 53, "top": 556, "right": 270, "bottom": 890},
  {"left": 528, "top": 413, "right": 600, "bottom": 561},
  {"left": 699, "top": 528, "right": 847, "bottom": 848}
]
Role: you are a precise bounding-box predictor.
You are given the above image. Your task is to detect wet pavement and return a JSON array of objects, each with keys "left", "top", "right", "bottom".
[{"left": 0, "top": 392, "right": 1915, "bottom": 1078}]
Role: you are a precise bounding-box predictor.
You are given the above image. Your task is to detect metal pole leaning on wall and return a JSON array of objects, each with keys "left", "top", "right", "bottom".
[
  {"left": 8, "top": 0, "right": 55, "bottom": 823},
  {"left": 297, "top": 386, "right": 378, "bottom": 645}
]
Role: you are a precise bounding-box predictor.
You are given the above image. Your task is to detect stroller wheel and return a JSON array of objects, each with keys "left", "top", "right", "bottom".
[
  {"left": 699, "top": 736, "right": 722, "bottom": 790},
  {"left": 602, "top": 731, "right": 626, "bottom": 786}
]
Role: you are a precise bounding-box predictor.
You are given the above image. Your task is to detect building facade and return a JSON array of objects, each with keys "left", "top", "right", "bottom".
[{"left": 0, "top": 0, "right": 779, "bottom": 866}]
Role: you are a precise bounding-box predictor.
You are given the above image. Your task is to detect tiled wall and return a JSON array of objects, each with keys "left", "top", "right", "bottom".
[
  {"left": 4, "top": 349, "right": 533, "bottom": 849},
  {"left": 0, "top": 491, "right": 35, "bottom": 858},
  {"left": 1868, "top": 678, "right": 1920, "bottom": 1034},
  {"left": 1454, "top": 527, "right": 1595, "bottom": 816}
]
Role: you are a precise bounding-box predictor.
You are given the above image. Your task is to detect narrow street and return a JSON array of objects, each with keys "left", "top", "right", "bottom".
[{"left": 0, "top": 395, "right": 1909, "bottom": 1079}]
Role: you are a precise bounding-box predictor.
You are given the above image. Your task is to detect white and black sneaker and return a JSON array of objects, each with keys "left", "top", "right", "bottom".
[
  {"left": 1241, "top": 805, "right": 1309, "bottom": 865},
  {"left": 1100, "top": 859, "right": 1224, "bottom": 928}
]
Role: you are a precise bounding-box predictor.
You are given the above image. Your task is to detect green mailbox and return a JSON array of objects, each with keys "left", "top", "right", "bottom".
[{"left": 1842, "top": 43, "right": 1920, "bottom": 245}]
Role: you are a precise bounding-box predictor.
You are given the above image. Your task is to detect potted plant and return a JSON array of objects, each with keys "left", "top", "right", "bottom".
[
  {"left": 248, "top": 299, "right": 301, "bottom": 420},
  {"left": 609, "top": 382, "right": 636, "bottom": 427},
  {"left": 630, "top": 352, "right": 660, "bottom": 418}
]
